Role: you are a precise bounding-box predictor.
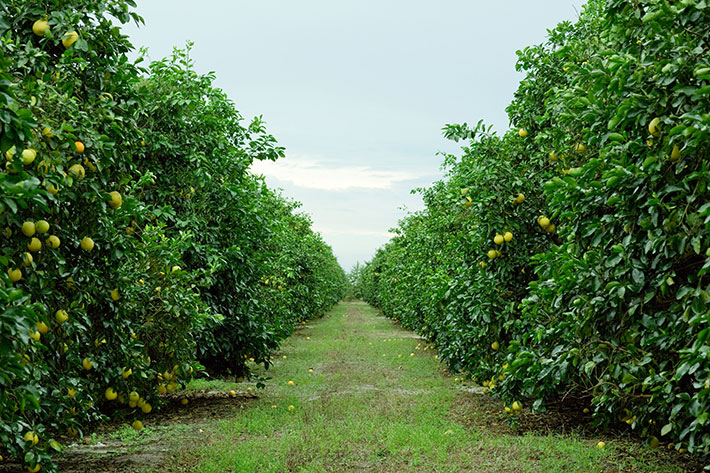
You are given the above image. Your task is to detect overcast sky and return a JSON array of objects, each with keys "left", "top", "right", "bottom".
[{"left": 121, "top": 1, "right": 584, "bottom": 271}]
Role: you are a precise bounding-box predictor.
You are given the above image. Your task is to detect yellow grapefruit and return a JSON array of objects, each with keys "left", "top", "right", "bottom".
[
  {"left": 28, "top": 238, "right": 42, "bottom": 252},
  {"left": 55, "top": 310, "right": 68, "bottom": 324},
  {"left": 21, "top": 149, "right": 37, "bottom": 165},
  {"left": 108, "top": 191, "right": 123, "bottom": 209},
  {"left": 8, "top": 268, "right": 22, "bottom": 282},
  {"left": 21, "top": 221, "right": 36, "bottom": 237},
  {"left": 62, "top": 31, "right": 79, "bottom": 48},
  {"left": 80, "top": 237, "right": 94, "bottom": 251},
  {"left": 32, "top": 19, "right": 50, "bottom": 36},
  {"left": 35, "top": 220, "right": 50, "bottom": 234}
]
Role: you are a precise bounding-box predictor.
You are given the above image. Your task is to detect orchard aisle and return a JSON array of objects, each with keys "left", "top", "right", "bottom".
[{"left": 180, "top": 302, "right": 686, "bottom": 473}]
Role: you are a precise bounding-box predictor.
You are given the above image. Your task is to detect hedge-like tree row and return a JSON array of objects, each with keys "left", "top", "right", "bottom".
[
  {"left": 357, "top": 0, "right": 709, "bottom": 460},
  {"left": 0, "top": 1, "right": 346, "bottom": 471}
]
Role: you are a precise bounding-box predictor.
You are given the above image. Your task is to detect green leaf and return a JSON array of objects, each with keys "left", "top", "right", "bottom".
[
  {"left": 661, "top": 423, "right": 673, "bottom": 436},
  {"left": 669, "top": 125, "right": 686, "bottom": 136},
  {"left": 641, "top": 10, "right": 663, "bottom": 22},
  {"left": 49, "top": 439, "right": 63, "bottom": 452},
  {"left": 622, "top": 373, "right": 636, "bottom": 384}
]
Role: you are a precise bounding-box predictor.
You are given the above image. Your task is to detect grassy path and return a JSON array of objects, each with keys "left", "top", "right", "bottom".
[{"left": 177, "top": 302, "right": 687, "bottom": 473}]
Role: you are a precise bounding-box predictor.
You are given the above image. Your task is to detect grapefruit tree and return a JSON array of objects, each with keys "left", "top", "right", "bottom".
[
  {"left": 0, "top": 2, "right": 346, "bottom": 471},
  {"left": 359, "top": 0, "right": 709, "bottom": 458}
]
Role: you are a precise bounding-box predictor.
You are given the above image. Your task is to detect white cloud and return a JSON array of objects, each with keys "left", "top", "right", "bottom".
[
  {"left": 249, "top": 156, "right": 420, "bottom": 191},
  {"left": 312, "top": 225, "right": 396, "bottom": 238}
]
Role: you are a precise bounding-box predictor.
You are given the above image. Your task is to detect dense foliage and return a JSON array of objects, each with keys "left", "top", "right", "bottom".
[
  {"left": 0, "top": 1, "right": 345, "bottom": 470},
  {"left": 359, "top": 0, "right": 710, "bottom": 460}
]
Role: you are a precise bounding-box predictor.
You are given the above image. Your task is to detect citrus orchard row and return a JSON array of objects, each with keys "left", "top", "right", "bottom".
[
  {"left": 0, "top": 1, "right": 346, "bottom": 471},
  {"left": 356, "top": 0, "right": 709, "bottom": 461}
]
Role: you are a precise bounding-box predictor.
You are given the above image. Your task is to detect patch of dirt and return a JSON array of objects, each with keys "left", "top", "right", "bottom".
[
  {"left": 148, "top": 390, "right": 257, "bottom": 426},
  {"left": 513, "top": 397, "right": 597, "bottom": 436},
  {"left": 0, "top": 393, "right": 255, "bottom": 473},
  {"left": 320, "top": 360, "right": 362, "bottom": 375},
  {"left": 450, "top": 389, "right": 517, "bottom": 436}
]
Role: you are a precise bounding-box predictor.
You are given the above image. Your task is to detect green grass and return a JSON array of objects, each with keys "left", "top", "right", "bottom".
[
  {"left": 184, "top": 378, "right": 241, "bottom": 392},
  {"left": 106, "top": 425, "right": 158, "bottom": 445},
  {"left": 172, "top": 302, "right": 688, "bottom": 473},
  {"left": 105, "top": 423, "right": 191, "bottom": 446}
]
